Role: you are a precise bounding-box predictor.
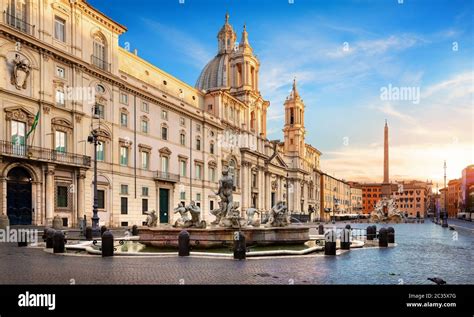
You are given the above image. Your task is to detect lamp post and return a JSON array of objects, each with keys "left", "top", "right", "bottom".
[{"left": 87, "top": 129, "right": 100, "bottom": 237}]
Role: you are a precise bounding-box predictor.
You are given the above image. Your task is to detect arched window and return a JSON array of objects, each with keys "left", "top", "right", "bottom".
[
  {"left": 180, "top": 130, "right": 186, "bottom": 146},
  {"left": 196, "top": 136, "right": 201, "bottom": 151},
  {"left": 93, "top": 33, "right": 107, "bottom": 70}
]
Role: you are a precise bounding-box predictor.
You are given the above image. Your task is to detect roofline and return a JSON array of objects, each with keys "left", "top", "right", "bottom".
[{"left": 82, "top": 0, "right": 128, "bottom": 34}]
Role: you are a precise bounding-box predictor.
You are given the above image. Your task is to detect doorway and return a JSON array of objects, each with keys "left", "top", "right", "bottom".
[
  {"left": 7, "top": 167, "right": 32, "bottom": 225},
  {"left": 159, "top": 188, "right": 169, "bottom": 224}
]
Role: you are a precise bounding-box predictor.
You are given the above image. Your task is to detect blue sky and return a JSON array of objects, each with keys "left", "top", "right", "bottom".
[{"left": 89, "top": 0, "right": 473, "bottom": 184}]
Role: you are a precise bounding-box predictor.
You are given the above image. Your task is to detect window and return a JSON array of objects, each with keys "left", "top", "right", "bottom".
[
  {"left": 141, "top": 120, "right": 148, "bottom": 133},
  {"left": 209, "top": 167, "right": 216, "bottom": 182},
  {"left": 180, "top": 160, "right": 186, "bottom": 177},
  {"left": 142, "top": 199, "right": 148, "bottom": 214},
  {"left": 180, "top": 191, "right": 186, "bottom": 200},
  {"left": 142, "top": 102, "right": 149, "bottom": 113},
  {"left": 121, "top": 197, "right": 128, "bottom": 214},
  {"left": 179, "top": 117, "right": 185, "bottom": 126},
  {"left": 210, "top": 142, "right": 215, "bottom": 154},
  {"left": 121, "top": 221, "right": 128, "bottom": 227},
  {"left": 56, "top": 66, "right": 65, "bottom": 78},
  {"left": 196, "top": 137, "right": 201, "bottom": 151},
  {"left": 120, "top": 146, "right": 128, "bottom": 166},
  {"left": 56, "top": 186, "right": 68, "bottom": 207},
  {"left": 54, "top": 16, "right": 65, "bottom": 42},
  {"left": 120, "top": 184, "right": 128, "bottom": 195},
  {"left": 94, "top": 104, "right": 104, "bottom": 119},
  {"left": 195, "top": 164, "right": 202, "bottom": 180},
  {"left": 120, "top": 93, "right": 128, "bottom": 105},
  {"left": 141, "top": 151, "right": 149, "bottom": 169},
  {"left": 96, "top": 84, "right": 105, "bottom": 94},
  {"left": 96, "top": 142, "right": 104, "bottom": 161},
  {"left": 142, "top": 187, "right": 149, "bottom": 197},
  {"left": 120, "top": 113, "right": 128, "bottom": 127},
  {"left": 11, "top": 120, "right": 25, "bottom": 146},
  {"left": 55, "top": 131, "right": 67, "bottom": 153},
  {"left": 252, "top": 173, "right": 257, "bottom": 188},
  {"left": 161, "top": 126, "right": 168, "bottom": 140},
  {"left": 93, "top": 34, "right": 106, "bottom": 69},
  {"left": 97, "top": 190, "right": 105, "bottom": 209},
  {"left": 210, "top": 200, "right": 214, "bottom": 211},
  {"left": 180, "top": 132, "right": 186, "bottom": 146},
  {"left": 196, "top": 124, "right": 201, "bottom": 132},
  {"left": 207, "top": 104, "right": 213, "bottom": 111},
  {"left": 161, "top": 156, "right": 169, "bottom": 173},
  {"left": 196, "top": 193, "right": 201, "bottom": 202},
  {"left": 161, "top": 110, "right": 168, "bottom": 120},
  {"left": 56, "top": 90, "right": 65, "bottom": 106}
]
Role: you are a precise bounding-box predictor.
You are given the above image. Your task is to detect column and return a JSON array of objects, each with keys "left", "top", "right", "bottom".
[
  {"left": 77, "top": 169, "right": 86, "bottom": 224},
  {"left": 265, "top": 172, "right": 271, "bottom": 211},
  {"left": 34, "top": 181, "right": 43, "bottom": 226},
  {"left": 45, "top": 165, "right": 55, "bottom": 226},
  {"left": 0, "top": 177, "right": 6, "bottom": 216},
  {"left": 241, "top": 163, "right": 249, "bottom": 213}
]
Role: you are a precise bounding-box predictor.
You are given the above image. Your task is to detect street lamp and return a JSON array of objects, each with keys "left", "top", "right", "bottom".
[{"left": 87, "top": 129, "right": 100, "bottom": 237}]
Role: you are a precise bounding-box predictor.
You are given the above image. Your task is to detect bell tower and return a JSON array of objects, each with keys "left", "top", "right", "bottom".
[
  {"left": 217, "top": 13, "right": 236, "bottom": 54},
  {"left": 229, "top": 24, "right": 259, "bottom": 93},
  {"left": 283, "top": 78, "right": 306, "bottom": 157}
]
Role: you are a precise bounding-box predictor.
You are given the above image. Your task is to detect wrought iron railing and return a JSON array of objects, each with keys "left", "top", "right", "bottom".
[
  {"left": 154, "top": 171, "right": 180, "bottom": 182},
  {"left": 0, "top": 140, "right": 91, "bottom": 167},
  {"left": 3, "top": 11, "right": 35, "bottom": 36},
  {"left": 91, "top": 55, "right": 111, "bottom": 72}
]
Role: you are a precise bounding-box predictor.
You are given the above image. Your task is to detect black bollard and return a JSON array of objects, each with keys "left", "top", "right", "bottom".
[
  {"left": 178, "top": 230, "right": 190, "bottom": 256},
  {"left": 318, "top": 224, "right": 324, "bottom": 235},
  {"left": 340, "top": 228, "right": 351, "bottom": 250},
  {"left": 18, "top": 241, "right": 27, "bottom": 247},
  {"left": 53, "top": 230, "right": 65, "bottom": 253},
  {"left": 387, "top": 227, "right": 395, "bottom": 243},
  {"left": 233, "top": 231, "right": 246, "bottom": 260},
  {"left": 131, "top": 225, "right": 139, "bottom": 236},
  {"left": 345, "top": 224, "right": 351, "bottom": 230},
  {"left": 46, "top": 228, "right": 55, "bottom": 248},
  {"left": 378, "top": 228, "right": 388, "bottom": 247},
  {"left": 85, "top": 226, "right": 92, "bottom": 241},
  {"left": 366, "top": 225, "right": 374, "bottom": 240},
  {"left": 324, "top": 230, "right": 337, "bottom": 255},
  {"left": 100, "top": 225, "right": 107, "bottom": 237},
  {"left": 101, "top": 230, "right": 114, "bottom": 257},
  {"left": 42, "top": 228, "right": 48, "bottom": 241}
]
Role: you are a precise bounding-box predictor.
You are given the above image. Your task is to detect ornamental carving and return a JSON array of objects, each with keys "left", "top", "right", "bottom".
[
  {"left": 4, "top": 107, "right": 35, "bottom": 125},
  {"left": 10, "top": 54, "right": 31, "bottom": 90}
]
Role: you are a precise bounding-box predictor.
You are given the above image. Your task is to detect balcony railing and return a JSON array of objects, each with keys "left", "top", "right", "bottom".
[
  {"left": 154, "top": 171, "right": 180, "bottom": 183},
  {"left": 0, "top": 141, "right": 91, "bottom": 168},
  {"left": 3, "top": 11, "right": 35, "bottom": 36},
  {"left": 91, "top": 55, "right": 111, "bottom": 72}
]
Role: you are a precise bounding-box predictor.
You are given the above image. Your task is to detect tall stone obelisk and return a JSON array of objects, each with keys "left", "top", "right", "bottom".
[{"left": 381, "top": 120, "right": 391, "bottom": 198}]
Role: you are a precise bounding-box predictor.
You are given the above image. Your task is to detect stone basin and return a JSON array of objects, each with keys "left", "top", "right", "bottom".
[{"left": 138, "top": 225, "right": 310, "bottom": 248}]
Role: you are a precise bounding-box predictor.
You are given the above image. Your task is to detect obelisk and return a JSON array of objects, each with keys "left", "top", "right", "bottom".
[{"left": 382, "top": 120, "right": 391, "bottom": 198}]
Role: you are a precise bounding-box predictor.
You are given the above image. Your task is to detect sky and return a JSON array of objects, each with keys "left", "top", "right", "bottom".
[{"left": 89, "top": 0, "right": 473, "bottom": 186}]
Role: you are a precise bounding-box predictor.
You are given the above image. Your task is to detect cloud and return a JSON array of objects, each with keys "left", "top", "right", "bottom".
[{"left": 142, "top": 18, "right": 213, "bottom": 68}]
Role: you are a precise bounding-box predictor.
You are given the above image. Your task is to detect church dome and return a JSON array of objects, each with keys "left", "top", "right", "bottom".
[{"left": 195, "top": 53, "right": 229, "bottom": 91}]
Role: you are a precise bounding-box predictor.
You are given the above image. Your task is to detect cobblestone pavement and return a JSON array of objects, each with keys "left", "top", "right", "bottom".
[{"left": 1, "top": 220, "right": 473, "bottom": 285}]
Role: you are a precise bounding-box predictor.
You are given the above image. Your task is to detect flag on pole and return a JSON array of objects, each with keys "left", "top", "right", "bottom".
[{"left": 26, "top": 110, "right": 40, "bottom": 139}]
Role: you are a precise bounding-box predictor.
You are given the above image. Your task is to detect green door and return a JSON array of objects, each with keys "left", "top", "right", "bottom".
[{"left": 159, "top": 189, "right": 169, "bottom": 224}]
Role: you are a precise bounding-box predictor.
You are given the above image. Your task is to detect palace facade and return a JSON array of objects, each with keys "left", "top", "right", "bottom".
[{"left": 0, "top": 0, "right": 322, "bottom": 227}]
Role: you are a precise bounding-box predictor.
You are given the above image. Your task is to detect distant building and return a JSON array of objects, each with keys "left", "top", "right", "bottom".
[
  {"left": 461, "top": 165, "right": 474, "bottom": 213},
  {"left": 447, "top": 179, "right": 462, "bottom": 218},
  {"left": 361, "top": 183, "right": 382, "bottom": 214},
  {"left": 320, "top": 173, "right": 351, "bottom": 221}
]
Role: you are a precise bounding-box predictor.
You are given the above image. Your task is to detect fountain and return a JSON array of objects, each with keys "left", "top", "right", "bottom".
[
  {"left": 369, "top": 198, "right": 405, "bottom": 223},
  {"left": 139, "top": 169, "right": 310, "bottom": 248}
]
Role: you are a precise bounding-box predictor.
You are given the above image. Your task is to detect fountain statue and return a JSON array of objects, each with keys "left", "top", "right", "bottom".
[
  {"left": 370, "top": 198, "right": 405, "bottom": 223},
  {"left": 210, "top": 169, "right": 246, "bottom": 228},
  {"left": 144, "top": 210, "right": 158, "bottom": 227},
  {"left": 173, "top": 201, "right": 206, "bottom": 228},
  {"left": 264, "top": 201, "right": 290, "bottom": 227},
  {"left": 246, "top": 207, "right": 260, "bottom": 227}
]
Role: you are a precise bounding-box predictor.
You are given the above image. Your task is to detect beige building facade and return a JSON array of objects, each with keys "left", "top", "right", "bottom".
[{"left": 0, "top": 0, "right": 322, "bottom": 227}]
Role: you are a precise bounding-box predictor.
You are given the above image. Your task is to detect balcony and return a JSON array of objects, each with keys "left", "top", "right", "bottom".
[
  {"left": 91, "top": 55, "right": 111, "bottom": 72},
  {"left": 3, "top": 11, "right": 35, "bottom": 36},
  {"left": 154, "top": 171, "right": 180, "bottom": 183},
  {"left": 0, "top": 141, "right": 91, "bottom": 168}
]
